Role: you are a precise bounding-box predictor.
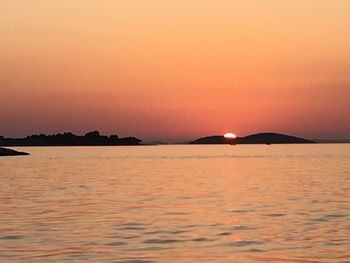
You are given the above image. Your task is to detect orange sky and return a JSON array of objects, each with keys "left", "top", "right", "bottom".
[{"left": 1, "top": 0, "right": 350, "bottom": 141}]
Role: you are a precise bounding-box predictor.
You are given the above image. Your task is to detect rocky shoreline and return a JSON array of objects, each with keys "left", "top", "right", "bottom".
[{"left": 0, "top": 147, "right": 29, "bottom": 156}]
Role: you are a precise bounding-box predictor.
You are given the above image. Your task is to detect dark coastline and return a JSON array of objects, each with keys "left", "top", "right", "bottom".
[
  {"left": 0, "top": 147, "right": 29, "bottom": 156},
  {"left": 0, "top": 131, "right": 142, "bottom": 147},
  {"left": 2, "top": 131, "right": 348, "bottom": 147}
]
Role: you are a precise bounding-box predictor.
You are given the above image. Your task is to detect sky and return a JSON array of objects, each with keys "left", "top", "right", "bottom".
[{"left": 1, "top": 0, "right": 350, "bottom": 141}]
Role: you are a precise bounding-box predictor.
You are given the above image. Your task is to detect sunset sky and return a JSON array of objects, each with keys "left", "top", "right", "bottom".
[{"left": 1, "top": 0, "right": 350, "bottom": 141}]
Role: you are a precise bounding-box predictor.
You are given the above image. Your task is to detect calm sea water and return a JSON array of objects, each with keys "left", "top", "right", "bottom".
[{"left": 0, "top": 145, "right": 349, "bottom": 262}]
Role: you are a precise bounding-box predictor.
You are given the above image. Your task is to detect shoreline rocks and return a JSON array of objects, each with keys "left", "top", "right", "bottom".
[{"left": 0, "top": 147, "right": 29, "bottom": 156}]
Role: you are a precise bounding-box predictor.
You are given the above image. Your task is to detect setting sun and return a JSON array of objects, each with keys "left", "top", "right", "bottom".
[{"left": 224, "top": 133, "right": 237, "bottom": 139}]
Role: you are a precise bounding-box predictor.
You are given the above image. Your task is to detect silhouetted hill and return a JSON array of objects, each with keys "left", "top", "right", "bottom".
[
  {"left": 0, "top": 147, "right": 29, "bottom": 156},
  {"left": 0, "top": 131, "right": 142, "bottom": 146},
  {"left": 190, "top": 133, "right": 314, "bottom": 144},
  {"left": 190, "top": 135, "right": 234, "bottom": 144},
  {"left": 238, "top": 133, "right": 314, "bottom": 144}
]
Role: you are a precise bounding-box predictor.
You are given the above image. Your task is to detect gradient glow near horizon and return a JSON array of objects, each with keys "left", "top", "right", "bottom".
[{"left": 1, "top": 1, "right": 350, "bottom": 141}]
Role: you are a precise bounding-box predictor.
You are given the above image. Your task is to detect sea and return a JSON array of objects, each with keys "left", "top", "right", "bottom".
[{"left": 0, "top": 145, "right": 349, "bottom": 262}]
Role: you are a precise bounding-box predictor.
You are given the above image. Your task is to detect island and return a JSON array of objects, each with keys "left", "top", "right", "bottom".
[
  {"left": 0, "top": 131, "right": 142, "bottom": 147},
  {"left": 0, "top": 147, "right": 29, "bottom": 156},
  {"left": 189, "top": 133, "right": 315, "bottom": 144}
]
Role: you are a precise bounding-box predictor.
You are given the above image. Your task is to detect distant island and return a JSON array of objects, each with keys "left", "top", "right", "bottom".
[
  {"left": 0, "top": 147, "right": 29, "bottom": 156},
  {"left": 190, "top": 133, "right": 315, "bottom": 144},
  {"left": 0, "top": 131, "right": 332, "bottom": 147},
  {"left": 0, "top": 131, "right": 142, "bottom": 146}
]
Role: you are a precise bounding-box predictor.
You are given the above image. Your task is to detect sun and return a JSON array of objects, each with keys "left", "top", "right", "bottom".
[{"left": 224, "top": 132, "right": 237, "bottom": 139}]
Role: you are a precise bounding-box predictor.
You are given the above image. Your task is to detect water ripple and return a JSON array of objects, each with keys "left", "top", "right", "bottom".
[
  {"left": 1, "top": 145, "right": 349, "bottom": 262},
  {"left": 143, "top": 239, "right": 184, "bottom": 244}
]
